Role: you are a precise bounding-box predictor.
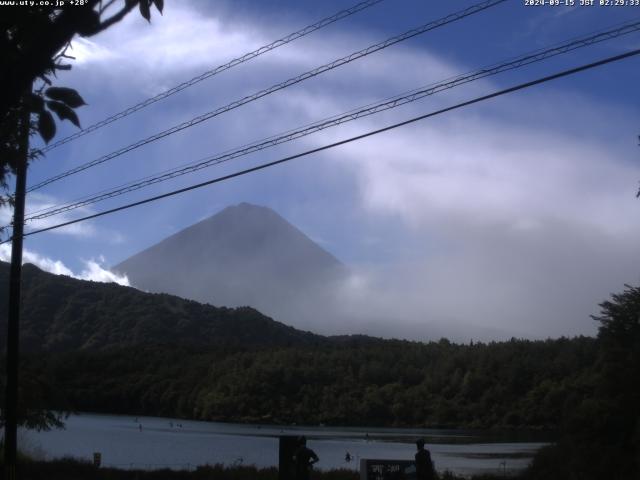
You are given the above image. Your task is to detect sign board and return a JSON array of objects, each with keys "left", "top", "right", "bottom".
[
  {"left": 360, "top": 459, "right": 416, "bottom": 480},
  {"left": 278, "top": 436, "right": 299, "bottom": 480}
]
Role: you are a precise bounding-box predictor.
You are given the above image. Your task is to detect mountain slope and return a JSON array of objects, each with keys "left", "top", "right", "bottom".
[
  {"left": 0, "top": 262, "right": 326, "bottom": 352},
  {"left": 113, "top": 203, "right": 347, "bottom": 321}
]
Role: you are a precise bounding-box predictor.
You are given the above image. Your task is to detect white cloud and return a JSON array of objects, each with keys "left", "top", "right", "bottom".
[
  {"left": 0, "top": 245, "right": 129, "bottom": 286},
  {"left": 317, "top": 93, "right": 640, "bottom": 338},
  {"left": 28, "top": 1, "right": 640, "bottom": 340},
  {"left": 0, "top": 244, "right": 73, "bottom": 276},
  {"left": 0, "top": 192, "right": 96, "bottom": 238},
  {"left": 0, "top": 193, "right": 132, "bottom": 246},
  {"left": 78, "top": 258, "right": 130, "bottom": 285},
  {"left": 339, "top": 114, "right": 640, "bottom": 236},
  {"left": 69, "top": 37, "right": 119, "bottom": 66},
  {"left": 70, "top": 3, "right": 266, "bottom": 80}
]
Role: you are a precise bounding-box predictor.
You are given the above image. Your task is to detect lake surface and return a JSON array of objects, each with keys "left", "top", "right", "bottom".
[{"left": 21, "top": 413, "right": 548, "bottom": 478}]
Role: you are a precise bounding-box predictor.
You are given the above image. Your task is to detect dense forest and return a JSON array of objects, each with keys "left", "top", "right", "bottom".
[
  {"left": 0, "top": 262, "right": 638, "bottom": 478},
  {"left": 18, "top": 336, "right": 596, "bottom": 430}
]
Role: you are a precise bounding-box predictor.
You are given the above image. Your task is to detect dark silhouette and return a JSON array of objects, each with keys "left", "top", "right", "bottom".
[
  {"left": 415, "top": 439, "right": 435, "bottom": 480},
  {"left": 345, "top": 451, "right": 352, "bottom": 462},
  {"left": 293, "top": 436, "right": 318, "bottom": 480},
  {"left": 0, "top": 1, "right": 164, "bottom": 205}
]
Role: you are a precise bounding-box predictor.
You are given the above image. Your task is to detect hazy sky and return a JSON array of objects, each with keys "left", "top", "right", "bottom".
[{"left": 4, "top": 0, "right": 640, "bottom": 340}]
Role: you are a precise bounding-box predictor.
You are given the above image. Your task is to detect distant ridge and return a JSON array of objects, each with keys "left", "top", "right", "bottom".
[{"left": 113, "top": 203, "right": 347, "bottom": 322}]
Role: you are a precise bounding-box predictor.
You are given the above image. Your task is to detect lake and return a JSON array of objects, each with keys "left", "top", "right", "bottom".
[{"left": 20, "top": 413, "right": 548, "bottom": 478}]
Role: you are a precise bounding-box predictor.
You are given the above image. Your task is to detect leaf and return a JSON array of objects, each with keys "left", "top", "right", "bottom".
[
  {"left": 139, "top": 0, "right": 151, "bottom": 21},
  {"left": 44, "top": 87, "right": 86, "bottom": 108},
  {"left": 46, "top": 101, "right": 81, "bottom": 128},
  {"left": 75, "top": 9, "right": 101, "bottom": 36},
  {"left": 28, "top": 93, "right": 45, "bottom": 113},
  {"left": 38, "top": 111, "right": 56, "bottom": 144},
  {"left": 153, "top": 0, "right": 163, "bottom": 14}
]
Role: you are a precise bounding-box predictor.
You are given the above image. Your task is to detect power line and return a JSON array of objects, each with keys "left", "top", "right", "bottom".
[
  {"left": 22, "top": 19, "right": 640, "bottom": 222},
  {"left": 37, "top": 0, "right": 386, "bottom": 154},
  {"left": 9, "top": 47, "right": 639, "bottom": 243},
  {"left": 26, "top": 0, "right": 506, "bottom": 193}
]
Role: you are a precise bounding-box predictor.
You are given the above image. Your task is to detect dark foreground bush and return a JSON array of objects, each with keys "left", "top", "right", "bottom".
[
  {"left": 9, "top": 458, "right": 510, "bottom": 480},
  {"left": 14, "top": 458, "right": 358, "bottom": 480}
]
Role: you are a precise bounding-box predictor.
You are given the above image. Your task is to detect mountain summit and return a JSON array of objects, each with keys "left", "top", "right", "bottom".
[{"left": 114, "top": 203, "right": 346, "bottom": 325}]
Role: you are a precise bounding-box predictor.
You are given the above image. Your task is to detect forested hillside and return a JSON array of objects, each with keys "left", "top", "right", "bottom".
[
  {"left": 2, "top": 261, "right": 638, "bottom": 478},
  {"left": 0, "top": 262, "right": 325, "bottom": 351},
  {"left": 19, "top": 336, "right": 597, "bottom": 430},
  {"left": 0, "top": 261, "right": 601, "bottom": 430}
]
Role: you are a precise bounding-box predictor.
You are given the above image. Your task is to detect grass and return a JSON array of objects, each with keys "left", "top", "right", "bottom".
[
  {"left": 11, "top": 458, "right": 354, "bottom": 480},
  {"left": 7, "top": 457, "right": 514, "bottom": 480}
]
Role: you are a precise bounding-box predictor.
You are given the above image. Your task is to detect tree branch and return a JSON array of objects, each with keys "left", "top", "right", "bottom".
[
  {"left": 99, "top": 0, "right": 117, "bottom": 15},
  {"left": 90, "top": 0, "right": 139, "bottom": 35}
]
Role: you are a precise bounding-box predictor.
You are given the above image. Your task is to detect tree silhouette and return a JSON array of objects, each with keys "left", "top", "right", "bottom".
[
  {"left": 0, "top": 0, "right": 164, "bottom": 432},
  {"left": 0, "top": 0, "right": 164, "bottom": 203}
]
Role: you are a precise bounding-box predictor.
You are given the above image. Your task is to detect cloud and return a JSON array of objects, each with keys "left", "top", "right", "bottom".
[
  {"left": 0, "top": 244, "right": 73, "bottom": 276},
  {"left": 339, "top": 112, "right": 639, "bottom": 235},
  {"left": 330, "top": 223, "right": 638, "bottom": 340},
  {"left": 0, "top": 245, "right": 129, "bottom": 286},
  {"left": 28, "top": 1, "right": 640, "bottom": 341},
  {"left": 318, "top": 89, "right": 640, "bottom": 339},
  {"left": 234, "top": 43, "right": 640, "bottom": 340},
  {"left": 69, "top": 37, "right": 119, "bottom": 66},
  {"left": 0, "top": 193, "right": 132, "bottom": 248},
  {"left": 78, "top": 257, "right": 130, "bottom": 285},
  {"left": 69, "top": 3, "right": 268, "bottom": 90},
  {"left": 0, "top": 192, "right": 96, "bottom": 239}
]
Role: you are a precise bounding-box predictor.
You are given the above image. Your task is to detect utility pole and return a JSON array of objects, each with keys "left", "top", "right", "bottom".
[{"left": 4, "top": 97, "right": 29, "bottom": 480}]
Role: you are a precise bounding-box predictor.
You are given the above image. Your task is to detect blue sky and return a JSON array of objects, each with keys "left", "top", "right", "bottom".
[{"left": 4, "top": 0, "right": 640, "bottom": 340}]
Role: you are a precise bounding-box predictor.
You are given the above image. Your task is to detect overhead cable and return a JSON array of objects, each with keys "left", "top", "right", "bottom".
[
  {"left": 8, "top": 47, "right": 639, "bottom": 242},
  {"left": 23, "top": 19, "right": 640, "bottom": 222},
  {"left": 38, "top": 0, "right": 386, "bottom": 153},
  {"left": 27, "top": 0, "right": 506, "bottom": 192}
]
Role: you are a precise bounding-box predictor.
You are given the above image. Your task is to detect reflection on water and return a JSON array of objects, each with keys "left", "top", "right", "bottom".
[{"left": 21, "top": 413, "right": 548, "bottom": 477}]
